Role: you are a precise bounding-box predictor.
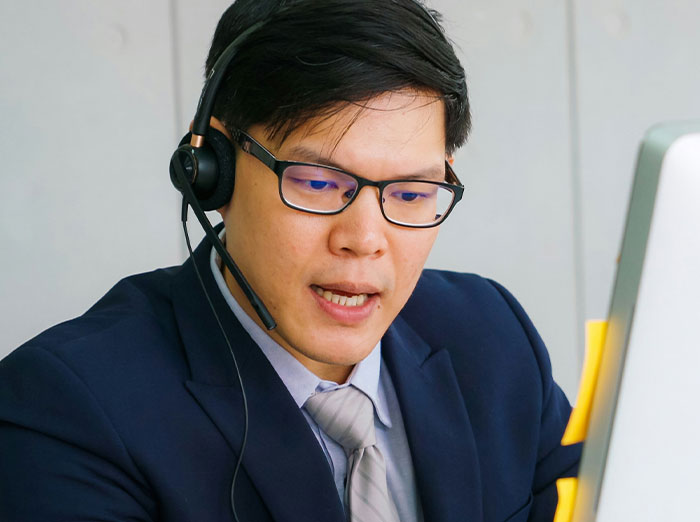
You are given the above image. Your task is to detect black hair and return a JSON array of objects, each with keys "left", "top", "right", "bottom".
[{"left": 205, "top": 0, "right": 470, "bottom": 154}]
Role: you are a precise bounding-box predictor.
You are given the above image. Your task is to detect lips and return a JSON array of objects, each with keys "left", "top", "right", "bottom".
[
  {"left": 309, "top": 282, "right": 378, "bottom": 324},
  {"left": 307, "top": 276, "right": 384, "bottom": 326},
  {"left": 311, "top": 285, "right": 369, "bottom": 307}
]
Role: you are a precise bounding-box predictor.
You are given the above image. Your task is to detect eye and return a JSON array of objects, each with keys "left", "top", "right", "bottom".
[
  {"left": 399, "top": 192, "right": 421, "bottom": 202},
  {"left": 390, "top": 190, "right": 430, "bottom": 202},
  {"left": 308, "top": 180, "right": 332, "bottom": 190},
  {"left": 288, "top": 177, "right": 339, "bottom": 192}
]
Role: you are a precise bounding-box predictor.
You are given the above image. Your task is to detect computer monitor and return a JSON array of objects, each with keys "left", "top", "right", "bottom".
[{"left": 573, "top": 121, "right": 700, "bottom": 521}]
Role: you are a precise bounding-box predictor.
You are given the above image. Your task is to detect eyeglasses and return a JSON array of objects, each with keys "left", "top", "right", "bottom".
[{"left": 233, "top": 130, "right": 464, "bottom": 228}]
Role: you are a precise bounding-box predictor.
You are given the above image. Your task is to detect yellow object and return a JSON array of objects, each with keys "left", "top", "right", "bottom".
[
  {"left": 562, "top": 320, "right": 608, "bottom": 445},
  {"left": 553, "top": 319, "right": 608, "bottom": 522},
  {"left": 553, "top": 478, "right": 578, "bottom": 522}
]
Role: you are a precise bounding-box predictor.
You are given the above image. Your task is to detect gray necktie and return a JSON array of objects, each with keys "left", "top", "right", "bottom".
[{"left": 305, "top": 386, "right": 399, "bottom": 522}]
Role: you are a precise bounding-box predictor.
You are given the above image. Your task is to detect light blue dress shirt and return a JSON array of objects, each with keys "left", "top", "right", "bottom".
[{"left": 210, "top": 237, "right": 423, "bottom": 522}]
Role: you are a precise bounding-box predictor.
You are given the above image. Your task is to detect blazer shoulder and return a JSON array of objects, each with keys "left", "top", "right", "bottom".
[
  {"left": 1, "top": 266, "right": 190, "bottom": 418},
  {"left": 401, "top": 270, "right": 579, "bottom": 515},
  {"left": 401, "top": 269, "right": 555, "bottom": 396},
  {"left": 404, "top": 269, "right": 537, "bottom": 344},
  {"left": 0, "top": 265, "right": 190, "bottom": 475},
  {"left": 409, "top": 269, "right": 500, "bottom": 306}
]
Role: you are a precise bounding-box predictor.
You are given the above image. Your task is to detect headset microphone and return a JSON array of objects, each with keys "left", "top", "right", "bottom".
[
  {"left": 170, "top": 150, "right": 276, "bottom": 331},
  {"left": 169, "top": 17, "right": 276, "bottom": 332}
]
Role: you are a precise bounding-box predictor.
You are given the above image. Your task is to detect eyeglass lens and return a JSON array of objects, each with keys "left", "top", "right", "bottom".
[{"left": 280, "top": 165, "right": 456, "bottom": 226}]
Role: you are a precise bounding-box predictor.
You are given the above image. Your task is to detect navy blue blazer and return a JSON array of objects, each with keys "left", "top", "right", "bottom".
[{"left": 0, "top": 234, "right": 580, "bottom": 522}]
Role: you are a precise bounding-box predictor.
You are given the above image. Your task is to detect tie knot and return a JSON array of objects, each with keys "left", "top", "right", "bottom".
[{"left": 304, "top": 386, "right": 376, "bottom": 450}]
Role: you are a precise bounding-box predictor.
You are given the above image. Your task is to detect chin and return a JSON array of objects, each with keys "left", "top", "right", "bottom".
[{"left": 301, "top": 336, "right": 378, "bottom": 367}]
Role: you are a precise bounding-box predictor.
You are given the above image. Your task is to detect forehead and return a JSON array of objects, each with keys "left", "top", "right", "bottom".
[{"left": 264, "top": 90, "right": 446, "bottom": 166}]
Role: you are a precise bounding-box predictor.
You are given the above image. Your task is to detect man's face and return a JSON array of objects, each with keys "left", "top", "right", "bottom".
[{"left": 220, "top": 90, "right": 446, "bottom": 382}]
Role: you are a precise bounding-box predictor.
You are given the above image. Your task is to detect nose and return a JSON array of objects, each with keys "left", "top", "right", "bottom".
[{"left": 327, "top": 185, "right": 389, "bottom": 258}]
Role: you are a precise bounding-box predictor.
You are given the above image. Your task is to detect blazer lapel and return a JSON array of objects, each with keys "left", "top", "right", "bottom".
[
  {"left": 172, "top": 235, "right": 345, "bottom": 522},
  {"left": 382, "top": 315, "right": 483, "bottom": 522}
]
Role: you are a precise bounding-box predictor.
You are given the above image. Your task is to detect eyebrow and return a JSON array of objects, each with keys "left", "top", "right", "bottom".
[{"left": 285, "top": 144, "right": 446, "bottom": 181}]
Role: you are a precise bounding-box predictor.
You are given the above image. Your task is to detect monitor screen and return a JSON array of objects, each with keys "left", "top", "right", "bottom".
[{"left": 573, "top": 121, "right": 700, "bottom": 521}]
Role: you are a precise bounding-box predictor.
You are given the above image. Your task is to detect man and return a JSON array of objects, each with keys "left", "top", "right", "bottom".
[{"left": 0, "top": 1, "right": 581, "bottom": 521}]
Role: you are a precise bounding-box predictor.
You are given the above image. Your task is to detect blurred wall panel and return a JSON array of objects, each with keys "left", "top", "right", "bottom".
[
  {"left": 573, "top": 0, "right": 700, "bottom": 322},
  {"left": 0, "top": 1, "right": 181, "bottom": 355},
  {"left": 429, "top": 0, "right": 581, "bottom": 397}
]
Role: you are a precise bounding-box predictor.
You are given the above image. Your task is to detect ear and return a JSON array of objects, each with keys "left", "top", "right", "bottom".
[
  {"left": 210, "top": 117, "right": 233, "bottom": 141},
  {"left": 188, "top": 117, "right": 233, "bottom": 140}
]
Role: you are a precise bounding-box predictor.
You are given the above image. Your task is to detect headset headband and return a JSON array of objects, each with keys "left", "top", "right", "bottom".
[{"left": 190, "top": 20, "right": 267, "bottom": 146}]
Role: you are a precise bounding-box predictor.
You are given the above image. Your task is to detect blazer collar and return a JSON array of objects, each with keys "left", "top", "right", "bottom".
[
  {"left": 383, "top": 314, "right": 484, "bottom": 522},
  {"left": 171, "top": 231, "right": 345, "bottom": 522}
]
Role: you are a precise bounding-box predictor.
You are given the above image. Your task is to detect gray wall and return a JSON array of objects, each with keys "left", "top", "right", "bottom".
[{"left": 2, "top": 0, "right": 699, "bottom": 399}]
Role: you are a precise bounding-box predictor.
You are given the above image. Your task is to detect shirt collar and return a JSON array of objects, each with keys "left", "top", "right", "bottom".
[{"left": 209, "top": 230, "right": 392, "bottom": 428}]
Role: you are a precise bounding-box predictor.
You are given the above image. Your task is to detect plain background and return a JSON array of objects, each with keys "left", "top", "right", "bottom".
[{"left": 1, "top": 0, "right": 699, "bottom": 399}]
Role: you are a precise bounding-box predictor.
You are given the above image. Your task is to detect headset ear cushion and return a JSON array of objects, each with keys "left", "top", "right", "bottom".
[{"left": 177, "top": 127, "right": 236, "bottom": 211}]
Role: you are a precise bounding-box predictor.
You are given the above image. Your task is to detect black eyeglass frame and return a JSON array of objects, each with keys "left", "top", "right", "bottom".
[{"left": 233, "top": 129, "right": 465, "bottom": 228}]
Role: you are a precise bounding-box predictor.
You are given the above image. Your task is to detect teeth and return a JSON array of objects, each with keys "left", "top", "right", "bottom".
[{"left": 312, "top": 285, "right": 369, "bottom": 307}]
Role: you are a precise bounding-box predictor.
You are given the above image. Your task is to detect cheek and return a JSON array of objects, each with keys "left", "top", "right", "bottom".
[
  {"left": 227, "top": 179, "right": 326, "bottom": 284},
  {"left": 392, "top": 230, "right": 438, "bottom": 294},
  {"left": 227, "top": 172, "right": 281, "bottom": 246}
]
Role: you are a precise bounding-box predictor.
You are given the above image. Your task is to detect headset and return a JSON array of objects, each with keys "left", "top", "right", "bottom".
[
  {"left": 169, "top": 18, "right": 275, "bottom": 332},
  {"left": 168, "top": 2, "right": 448, "bottom": 520}
]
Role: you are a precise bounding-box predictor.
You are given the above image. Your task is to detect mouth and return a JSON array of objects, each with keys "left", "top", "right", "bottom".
[{"left": 309, "top": 283, "right": 380, "bottom": 324}]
